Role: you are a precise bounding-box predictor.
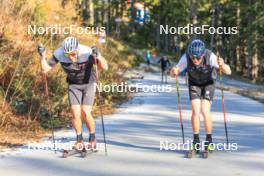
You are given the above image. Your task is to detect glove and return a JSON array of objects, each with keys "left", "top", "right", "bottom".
[
  {"left": 91, "top": 46, "right": 101, "bottom": 64},
  {"left": 91, "top": 46, "right": 98, "bottom": 56},
  {"left": 37, "top": 44, "right": 45, "bottom": 56}
]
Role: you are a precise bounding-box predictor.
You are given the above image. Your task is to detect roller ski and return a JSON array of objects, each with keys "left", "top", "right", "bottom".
[
  {"left": 62, "top": 143, "right": 87, "bottom": 158},
  {"left": 186, "top": 138, "right": 201, "bottom": 158},
  {"left": 62, "top": 133, "right": 88, "bottom": 158},
  {"left": 63, "top": 146, "right": 97, "bottom": 158}
]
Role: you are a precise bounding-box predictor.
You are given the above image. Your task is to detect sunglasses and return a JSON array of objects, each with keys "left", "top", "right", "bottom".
[{"left": 190, "top": 55, "right": 204, "bottom": 61}]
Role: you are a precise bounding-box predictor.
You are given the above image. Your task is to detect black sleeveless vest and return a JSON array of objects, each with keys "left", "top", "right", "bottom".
[
  {"left": 53, "top": 45, "right": 94, "bottom": 84},
  {"left": 187, "top": 49, "right": 217, "bottom": 85}
]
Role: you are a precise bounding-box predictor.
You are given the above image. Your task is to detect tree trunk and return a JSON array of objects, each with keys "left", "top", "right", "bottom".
[
  {"left": 164, "top": 33, "right": 169, "bottom": 52},
  {"left": 251, "top": 32, "right": 259, "bottom": 82},
  {"left": 101, "top": 0, "right": 108, "bottom": 32},
  {"left": 88, "top": 0, "right": 94, "bottom": 26},
  {"left": 156, "top": 9, "right": 161, "bottom": 50},
  {"left": 216, "top": 6, "right": 222, "bottom": 57},
  {"left": 82, "top": 0, "right": 88, "bottom": 23},
  {"left": 106, "top": 0, "right": 111, "bottom": 34},
  {"left": 76, "top": 0, "right": 82, "bottom": 18},
  {"left": 247, "top": 40, "right": 252, "bottom": 78},
  {"left": 246, "top": 0, "right": 253, "bottom": 79},
  {"left": 210, "top": 0, "right": 217, "bottom": 51},
  {"left": 243, "top": 40, "right": 249, "bottom": 77},
  {"left": 190, "top": 0, "right": 197, "bottom": 39},
  {"left": 164, "top": 11, "right": 168, "bottom": 52},
  {"left": 235, "top": 2, "right": 241, "bottom": 72},
  {"left": 115, "top": 1, "right": 119, "bottom": 16},
  {"left": 120, "top": 0, "right": 125, "bottom": 17}
]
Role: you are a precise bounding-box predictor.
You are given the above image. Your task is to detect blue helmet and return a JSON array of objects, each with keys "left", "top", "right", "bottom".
[{"left": 188, "top": 39, "right": 205, "bottom": 59}]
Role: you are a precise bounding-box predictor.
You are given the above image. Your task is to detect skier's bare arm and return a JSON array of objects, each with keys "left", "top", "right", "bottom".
[
  {"left": 218, "top": 57, "right": 232, "bottom": 75},
  {"left": 170, "top": 54, "right": 187, "bottom": 77},
  {"left": 210, "top": 53, "right": 231, "bottom": 75},
  {"left": 40, "top": 52, "right": 53, "bottom": 73},
  {"left": 97, "top": 55, "right": 108, "bottom": 71}
]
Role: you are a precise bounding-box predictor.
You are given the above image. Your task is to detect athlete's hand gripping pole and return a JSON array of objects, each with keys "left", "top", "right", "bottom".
[
  {"left": 37, "top": 44, "right": 56, "bottom": 154},
  {"left": 218, "top": 56, "right": 229, "bottom": 145},
  {"left": 175, "top": 76, "right": 185, "bottom": 144}
]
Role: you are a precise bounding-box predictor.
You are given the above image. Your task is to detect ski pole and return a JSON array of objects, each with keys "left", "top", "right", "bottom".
[
  {"left": 219, "top": 67, "right": 229, "bottom": 144},
  {"left": 44, "top": 73, "right": 56, "bottom": 153},
  {"left": 175, "top": 76, "right": 185, "bottom": 144},
  {"left": 161, "top": 70, "right": 164, "bottom": 83},
  {"left": 165, "top": 69, "right": 168, "bottom": 83},
  {"left": 92, "top": 46, "right": 108, "bottom": 156},
  {"left": 37, "top": 44, "right": 56, "bottom": 154}
]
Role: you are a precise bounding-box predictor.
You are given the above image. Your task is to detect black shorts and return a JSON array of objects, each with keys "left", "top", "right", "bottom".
[
  {"left": 188, "top": 83, "right": 215, "bottom": 101},
  {"left": 68, "top": 82, "right": 96, "bottom": 106}
]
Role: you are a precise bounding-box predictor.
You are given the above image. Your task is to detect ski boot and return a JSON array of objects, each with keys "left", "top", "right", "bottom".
[
  {"left": 202, "top": 139, "right": 214, "bottom": 159},
  {"left": 87, "top": 133, "right": 98, "bottom": 152}
]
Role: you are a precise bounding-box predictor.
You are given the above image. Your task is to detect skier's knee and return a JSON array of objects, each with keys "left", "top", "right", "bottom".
[
  {"left": 191, "top": 111, "right": 200, "bottom": 119},
  {"left": 71, "top": 106, "right": 82, "bottom": 119},
  {"left": 201, "top": 109, "right": 210, "bottom": 118},
  {"left": 81, "top": 105, "right": 92, "bottom": 116}
]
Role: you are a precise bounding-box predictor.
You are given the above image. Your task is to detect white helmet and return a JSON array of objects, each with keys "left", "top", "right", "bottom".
[{"left": 62, "top": 36, "right": 79, "bottom": 53}]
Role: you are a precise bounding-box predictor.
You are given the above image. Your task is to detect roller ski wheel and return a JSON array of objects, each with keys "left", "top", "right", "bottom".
[
  {"left": 86, "top": 144, "right": 98, "bottom": 153},
  {"left": 202, "top": 150, "right": 209, "bottom": 159},
  {"left": 201, "top": 144, "right": 214, "bottom": 159},
  {"left": 186, "top": 149, "right": 200, "bottom": 158},
  {"left": 80, "top": 146, "right": 98, "bottom": 158},
  {"left": 186, "top": 150, "right": 195, "bottom": 158},
  {"left": 88, "top": 134, "right": 98, "bottom": 153},
  {"left": 62, "top": 148, "right": 81, "bottom": 158},
  {"left": 80, "top": 148, "right": 87, "bottom": 158},
  {"left": 186, "top": 141, "right": 200, "bottom": 158},
  {"left": 62, "top": 142, "right": 85, "bottom": 158}
]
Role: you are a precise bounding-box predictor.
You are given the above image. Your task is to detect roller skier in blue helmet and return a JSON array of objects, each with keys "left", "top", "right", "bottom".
[{"left": 170, "top": 39, "right": 231, "bottom": 155}]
